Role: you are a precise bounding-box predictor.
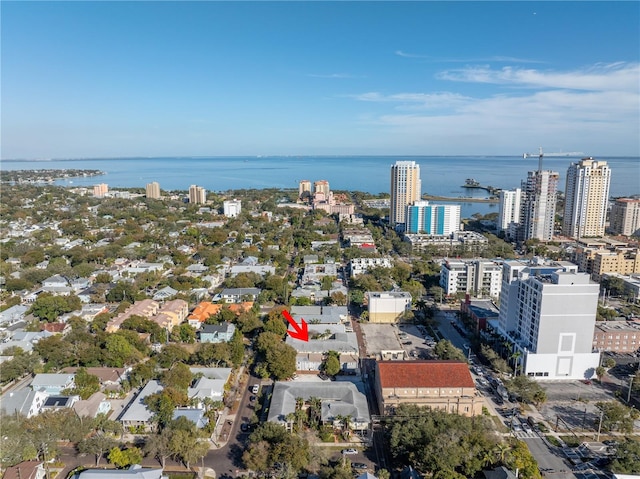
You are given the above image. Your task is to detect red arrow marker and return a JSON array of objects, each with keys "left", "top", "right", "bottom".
[{"left": 282, "top": 310, "right": 308, "bottom": 342}]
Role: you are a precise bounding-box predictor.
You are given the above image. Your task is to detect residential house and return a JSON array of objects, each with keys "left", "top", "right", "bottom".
[
  {"left": 118, "top": 380, "right": 163, "bottom": 431},
  {"left": 106, "top": 299, "right": 160, "bottom": 333},
  {"left": 41, "top": 274, "right": 73, "bottom": 295},
  {"left": 199, "top": 322, "right": 236, "bottom": 343},
  {"left": 72, "top": 391, "right": 112, "bottom": 418},
  {"left": 286, "top": 323, "right": 359, "bottom": 372},
  {"left": 187, "top": 301, "right": 253, "bottom": 329},
  {"left": 40, "top": 322, "right": 71, "bottom": 335},
  {"left": 41, "top": 395, "right": 80, "bottom": 412},
  {"left": 267, "top": 381, "right": 370, "bottom": 433},
  {"left": 172, "top": 408, "right": 208, "bottom": 429},
  {"left": 216, "top": 288, "right": 261, "bottom": 303},
  {"left": 229, "top": 263, "right": 275, "bottom": 277},
  {"left": 62, "top": 367, "right": 127, "bottom": 391},
  {"left": 152, "top": 286, "right": 178, "bottom": 301},
  {"left": 2, "top": 460, "right": 46, "bottom": 479},
  {"left": 30, "top": 373, "right": 75, "bottom": 395},
  {"left": 75, "top": 465, "right": 167, "bottom": 479},
  {"left": 1, "top": 389, "right": 48, "bottom": 418},
  {"left": 374, "top": 360, "right": 482, "bottom": 417},
  {"left": 0, "top": 305, "right": 28, "bottom": 328}
]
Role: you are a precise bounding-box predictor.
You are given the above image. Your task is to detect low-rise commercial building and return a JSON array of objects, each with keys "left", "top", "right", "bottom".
[{"left": 367, "top": 292, "right": 412, "bottom": 323}]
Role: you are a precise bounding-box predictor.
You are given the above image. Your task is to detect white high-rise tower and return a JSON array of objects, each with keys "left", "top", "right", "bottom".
[{"left": 390, "top": 161, "right": 421, "bottom": 227}]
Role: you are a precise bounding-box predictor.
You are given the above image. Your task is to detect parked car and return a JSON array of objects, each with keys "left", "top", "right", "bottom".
[
  {"left": 318, "top": 372, "right": 330, "bottom": 381},
  {"left": 341, "top": 448, "right": 358, "bottom": 455},
  {"left": 251, "top": 384, "right": 259, "bottom": 394},
  {"left": 352, "top": 463, "right": 367, "bottom": 470}
]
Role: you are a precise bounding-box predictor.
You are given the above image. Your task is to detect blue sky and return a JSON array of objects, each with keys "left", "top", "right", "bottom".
[{"left": 2, "top": 1, "right": 639, "bottom": 158}]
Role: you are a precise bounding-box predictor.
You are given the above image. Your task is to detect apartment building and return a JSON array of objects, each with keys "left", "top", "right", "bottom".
[
  {"left": 591, "top": 248, "right": 640, "bottom": 282},
  {"left": 497, "top": 259, "right": 600, "bottom": 380},
  {"left": 405, "top": 201, "right": 460, "bottom": 236},
  {"left": 440, "top": 259, "right": 502, "bottom": 298},
  {"left": 609, "top": 198, "right": 640, "bottom": 237}
]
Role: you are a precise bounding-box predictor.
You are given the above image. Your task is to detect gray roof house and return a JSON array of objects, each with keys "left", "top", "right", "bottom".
[
  {"left": 0, "top": 305, "right": 28, "bottom": 328},
  {"left": 172, "top": 408, "right": 208, "bottom": 429},
  {"left": 199, "top": 322, "right": 236, "bottom": 343},
  {"left": 286, "top": 323, "right": 359, "bottom": 372},
  {"left": 75, "top": 465, "right": 167, "bottom": 479},
  {"left": 215, "top": 287, "right": 261, "bottom": 303},
  {"left": 267, "top": 382, "right": 370, "bottom": 431},
  {"left": 30, "top": 373, "right": 75, "bottom": 395},
  {"left": 118, "top": 380, "right": 163, "bottom": 431},
  {"left": 1, "top": 389, "right": 48, "bottom": 418}
]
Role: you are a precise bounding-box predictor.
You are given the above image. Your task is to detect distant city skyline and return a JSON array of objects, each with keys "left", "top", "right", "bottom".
[{"left": 2, "top": 2, "right": 639, "bottom": 159}]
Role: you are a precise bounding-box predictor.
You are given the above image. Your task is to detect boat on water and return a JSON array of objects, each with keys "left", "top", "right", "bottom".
[{"left": 462, "top": 178, "right": 480, "bottom": 188}]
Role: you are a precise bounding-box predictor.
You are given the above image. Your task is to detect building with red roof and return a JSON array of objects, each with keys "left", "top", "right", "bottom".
[{"left": 374, "top": 360, "right": 482, "bottom": 416}]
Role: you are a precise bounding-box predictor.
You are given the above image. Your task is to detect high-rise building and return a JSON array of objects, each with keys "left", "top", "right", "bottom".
[
  {"left": 314, "top": 180, "right": 330, "bottom": 198},
  {"left": 563, "top": 158, "right": 611, "bottom": 238},
  {"left": 299, "top": 180, "right": 312, "bottom": 199},
  {"left": 405, "top": 201, "right": 460, "bottom": 235},
  {"left": 609, "top": 198, "right": 640, "bottom": 237},
  {"left": 93, "top": 183, "right": 108, "bottom": 197},
  {"left": 146, "top": 182, "right": 161, "bottom": 199},
  {"left": 390, "top": 161, "right": 421, "bottom": 227},
  {"left": 497, "top": 259, "right": 600, "bottom": 380},
  {"left": 189, "top": 185, "right": 206, "bottom": 204},
  {"left": 223, "top": 199, "right": 242, "bottom": 218},
  {"left": 497, "top": 188, "right": 521, "bottom": 235},
  {"left": 518, "top": 170, "right": 559, "bottom": 242}
]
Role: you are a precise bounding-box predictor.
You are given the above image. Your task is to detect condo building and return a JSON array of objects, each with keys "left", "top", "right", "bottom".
[
  {"left": 390, "top": 161, "right": 421, "bottom": 227},
  {"left": 497, "top": 188, "right": 521, "bottom": 235},
  {"left": 518, "top": 170, "right": 559, "bottom": 242},
  {"left": 497, "top": 259, "right": 600, "bottom": 380},
  {"left": 440, "top": 259, "right": 502, "bottom": 298},
  {"left": 145, "top": 182, "right": 161, "bottom": 199},
  {"left": 188, "top": 185, "right": 206, "bottom": 204},
  {"left": 609, "top": 198, "right": 640, "bottom": 237},
  {"left": 563, "top": 158, "right": 611, "bottom": 238},
  {"left": 405, "top": 201, "right": 460, "bottom": 235},
  {"left": 93, "top": 183, "right": 108, "bottom": 198},
  {"left": 223, "top": 199, "right": 242, "bottom": 218},
  {"left": 299, "top": 180, "right": 312, "bottom": 199},
  {"left": 314, "top": 180, "right": 330, "bottom": 199}
]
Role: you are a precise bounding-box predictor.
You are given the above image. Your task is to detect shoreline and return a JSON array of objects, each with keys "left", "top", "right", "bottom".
[{"left": 423, "top": 195, "right": 499, "bottom": 204}]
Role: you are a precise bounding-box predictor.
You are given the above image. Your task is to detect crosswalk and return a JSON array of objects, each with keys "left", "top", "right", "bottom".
[{"left": 512, "top": 430, "right": 540, "bottom": 439}]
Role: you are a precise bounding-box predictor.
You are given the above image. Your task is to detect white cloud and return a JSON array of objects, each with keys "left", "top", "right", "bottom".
[
  {"left": 307, "top": 73, "right": 360, "bottom": 79},
  {"left": 349, "top": 62, "right": 639, "bottom": 155},
  {"left": 395, "top": 50, "right": 544, "bottom": 64},
  {"left": 437, "top": 62, "right": 639, "bottom": 92}
]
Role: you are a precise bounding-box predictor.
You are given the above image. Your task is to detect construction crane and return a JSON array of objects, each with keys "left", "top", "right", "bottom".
[
  {"left": 523, "top": 147, "right": 545, "bottom": 172},
  {"left": 523, "top": 150, "right": 584, "bottom": 159}
]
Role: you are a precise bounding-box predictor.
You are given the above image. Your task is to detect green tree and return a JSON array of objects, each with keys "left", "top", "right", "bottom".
[
  {"left": 433, "top": 339, "right": 467, "bottom": 361},
  {"left": 160, "top": 362, "right": 193, "bottom": 392},
  {"left": 78, "top": 434, "right": 118, "bottom": 466},
  {"left": 66, "top": 367, "right": 100, "bottom": 399},
  {"left": 323, "top": 352, "right": 341, "bottom": 377},
  {"left": 143, "top": 432, "right": 173, "bottom": 469},
  {"left": 610, "top": 438, "right": 640, "bottom": 474},
  {"left": 108, "top": 446, "right": 143, "bottom": 468}
]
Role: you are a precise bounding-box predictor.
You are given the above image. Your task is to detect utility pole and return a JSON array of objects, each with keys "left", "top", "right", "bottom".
[
  {"left": 627, "top": 374, "right": 635, "bottom": 403},
  {"left": 596, "top": 407, "right": 604, "bottom": 441}
]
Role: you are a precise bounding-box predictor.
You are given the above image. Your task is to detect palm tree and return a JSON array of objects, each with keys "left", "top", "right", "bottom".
[
  {"left": 481, "top": 449, "right": 495, "bottom": 467},
  {"left": 510, "top": 351, "right": 522, "bottom": 375},
  {"left": 493, "top": 443, "right": 510, "bottom": 464}
]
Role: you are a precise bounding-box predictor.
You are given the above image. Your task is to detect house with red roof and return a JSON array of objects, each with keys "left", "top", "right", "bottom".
[{"left": 374, "top": 360, "right": 483, "bottom": 417}]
